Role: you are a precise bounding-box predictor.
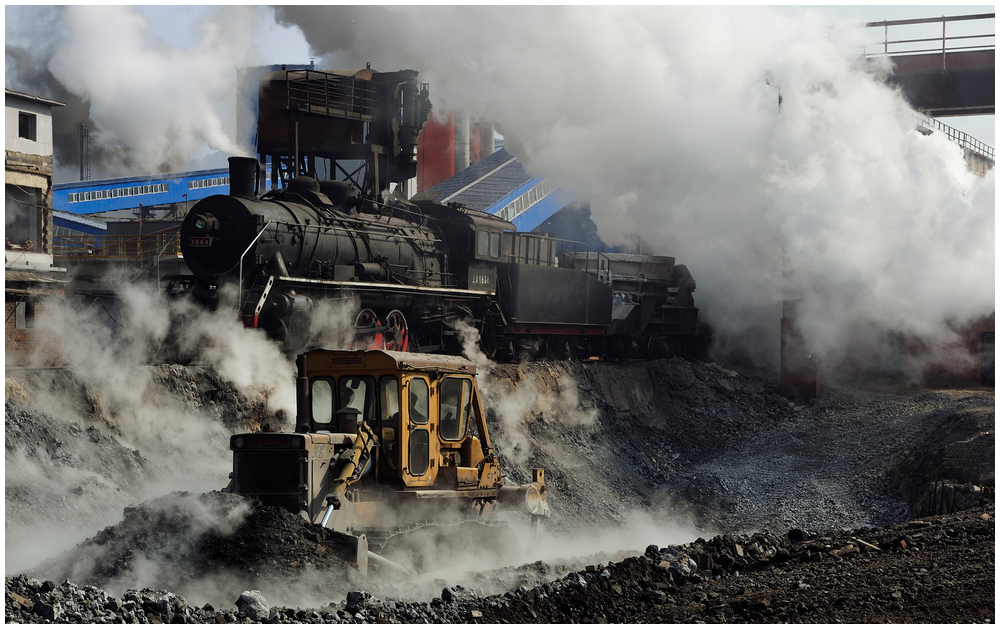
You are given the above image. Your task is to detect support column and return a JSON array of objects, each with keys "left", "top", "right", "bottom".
[{"left": 454, "top": 113, "right": 470, "bottom": 174}]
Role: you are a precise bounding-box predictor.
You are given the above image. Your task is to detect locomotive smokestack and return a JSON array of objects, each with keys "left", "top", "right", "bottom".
[{"left": 228, "top": 156, "right": 260, "bottom": 199}]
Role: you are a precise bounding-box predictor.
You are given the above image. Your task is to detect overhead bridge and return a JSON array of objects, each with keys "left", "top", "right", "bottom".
[{"left": 865, "top": 13, "right": 994, "bottom": 116}]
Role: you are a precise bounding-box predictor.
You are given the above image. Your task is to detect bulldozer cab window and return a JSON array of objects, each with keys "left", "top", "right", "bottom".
[
  {"left": 311, "top": 378, "right": 335, "bottom": 426},
  {"left": 408, "top": 377, "right": 429, "bottom": 425},
  {"left": 406, "top": 377, "right": 430, "bottom": 478},
  {"left": 408, "top": 429, "right": 429, "bottom": 476},
  {"left": 338, "top": 376, "right": 375, "bottom": 423},
  {"left": 439, "top": 377, "right": 471, "bottom": 441},
  {"left": 379, "top": 375, "right": 400, "bottom": 469}
]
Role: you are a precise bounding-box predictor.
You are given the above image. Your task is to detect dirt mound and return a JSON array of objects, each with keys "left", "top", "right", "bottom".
[{"left": 31, "top": 491, "right": 359, "bottom": 600}]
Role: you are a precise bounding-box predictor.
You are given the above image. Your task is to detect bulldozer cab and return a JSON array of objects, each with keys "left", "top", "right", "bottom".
[
  {"left": 230, "top": 347, "right": 547, "bottom": 571},
  {"left": 296, "top": 349, "right": 498, "bottom": 490}
]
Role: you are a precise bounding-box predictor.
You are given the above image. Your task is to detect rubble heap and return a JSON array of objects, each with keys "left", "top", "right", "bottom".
[{"left": 5, "top": 506, "right": 993, "bottom": 623}]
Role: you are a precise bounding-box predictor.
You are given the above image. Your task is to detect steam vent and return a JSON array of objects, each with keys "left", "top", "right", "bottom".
[{"left": 6, "top": 6, "right": 994, "bottom": 624}]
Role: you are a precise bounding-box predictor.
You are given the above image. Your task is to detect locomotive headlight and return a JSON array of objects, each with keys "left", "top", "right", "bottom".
[{"left": 191, "top": 213, "right": 219, "bottom": 235}]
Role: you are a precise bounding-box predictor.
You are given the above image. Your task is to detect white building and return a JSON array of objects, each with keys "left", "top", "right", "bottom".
[
  {"left": 6, "top": 89, "right": 67, "bottom": 366},
  {"left": 6, "top": 88, "right": 65, "bottom": 254}
]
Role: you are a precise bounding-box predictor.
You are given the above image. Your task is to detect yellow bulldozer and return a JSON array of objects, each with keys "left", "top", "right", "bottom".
[{"left": 227, "top": 348, "right": 549, "bottom": 575}]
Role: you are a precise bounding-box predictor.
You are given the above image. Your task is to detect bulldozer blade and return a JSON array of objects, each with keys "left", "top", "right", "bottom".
[{"left": 326, "top": 531, "right": 369, "bottom": 576}]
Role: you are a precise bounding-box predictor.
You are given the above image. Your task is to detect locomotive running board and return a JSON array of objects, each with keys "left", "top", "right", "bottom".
[{"left": 275, "top": 276, "right": 496, "bottom": 297}]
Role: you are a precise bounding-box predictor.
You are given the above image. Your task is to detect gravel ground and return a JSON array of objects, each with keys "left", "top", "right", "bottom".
[
  {"left": 487, "top": 358, "right": 993, "bottom": 537},
  {"left": 5, "top": 505, "right": 993, "bottom": 623},
  {"left": 4, "top": 356, "right": 994, "bottom": 622}
]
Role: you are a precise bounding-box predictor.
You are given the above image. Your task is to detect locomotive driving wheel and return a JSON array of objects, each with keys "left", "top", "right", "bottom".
[
  {"left": 353, "top": 308, "right": 383, "bottom": 350},
  {"left": 383, "top": 310, "right": 410, "bottom": 352}
]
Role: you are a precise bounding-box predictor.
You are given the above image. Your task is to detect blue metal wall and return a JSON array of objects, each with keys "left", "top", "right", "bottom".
[
  {"left": 52, "top": 168, "right": 276, "bottom": 215},
  {"left": 510, "top": 187, "right": 579, "bottom": 233},
  {"left": 484, "top": 177, "right": 580, "bottom": 233},
  {"left": 54, "top": 168, "right": 228, "bottom": 215}
]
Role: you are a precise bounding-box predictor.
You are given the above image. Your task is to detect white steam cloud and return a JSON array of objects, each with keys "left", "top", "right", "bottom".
[
  {"left": 4, "top": 276, "right": 301, "bottom": 574},
  {"left": 277, "top": 5, "right": 994, "bottom": 370},
  {"left": 457, "top": 322, "right": 596, "bottom": 468},
  {"left": 169, "top": 285, "right": 297, "bottom": 421},
  {"left": 43, "top": 6, "right": 266, "bottom": 174}
]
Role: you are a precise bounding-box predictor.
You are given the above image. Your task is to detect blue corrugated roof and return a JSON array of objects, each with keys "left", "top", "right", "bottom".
[
  {"left": 426, "top": 147, "right": 579, "bottom": 232},
  {"left": 53, "top": 168, "right": 229, "bottom": 191},
  {"left": 427, "top": 148, "right": 534, "bottom": 212},
  {"left": 53, "top": 210, "right": 106, "bottom": 230}
]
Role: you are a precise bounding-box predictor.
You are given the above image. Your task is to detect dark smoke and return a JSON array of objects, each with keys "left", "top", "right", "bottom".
[{"left": 5, "top": 6, "right": 103, "bottom": 182}]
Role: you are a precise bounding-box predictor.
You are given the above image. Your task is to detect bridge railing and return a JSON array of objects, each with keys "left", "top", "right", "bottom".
[
  {"left": 919, "top": 118, "right": 995, "bottom": 161},
  {"left": 863, "top": 13, "right": 995, "bottom": 60}
]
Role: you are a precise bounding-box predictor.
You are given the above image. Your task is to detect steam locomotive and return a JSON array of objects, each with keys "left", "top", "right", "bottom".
[{"left": 178, "top": 157, "right": 700, "bottom": 360}]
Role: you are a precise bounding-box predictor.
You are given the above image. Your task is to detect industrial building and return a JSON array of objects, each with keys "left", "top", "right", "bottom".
[{"left": 5, "top": 88, "right": 68, "bottom": 366}]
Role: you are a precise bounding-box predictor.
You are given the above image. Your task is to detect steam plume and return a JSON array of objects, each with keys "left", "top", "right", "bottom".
[
  {"left": 275, "top": 6, "right": 994, "bottom": 371},
  {"left": 4, "top": 277, "right": 298, "bottom": 574},
  {"left": 457, "top": 322, "right": 596, "bottom": 467},
  {"left": 5, "top": 6, "right": 276, "bottom": 179}
]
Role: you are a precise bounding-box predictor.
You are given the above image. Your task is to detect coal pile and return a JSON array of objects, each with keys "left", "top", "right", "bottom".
[
  {"left": 5, "top": 355, "right": 994, "bottom": 622},
  {"left": 486, "top": 358, "right": 994, "bottom": 537},
  {"left": 473, "top": 506, "right": 995, "bottom": 624},
  {"left": 6, "top": 506, "right": 993, "bottom": 623},
  {"left": 27, "top": 491, "right": 361, "bottom": 611},
  {"left": 5, "top": 365, "right": 280, "bottom": 575}
]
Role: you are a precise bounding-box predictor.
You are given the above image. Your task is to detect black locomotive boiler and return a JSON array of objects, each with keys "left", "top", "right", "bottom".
[{"left": 178, "top": 157, "right": 700, "bottom": 361}]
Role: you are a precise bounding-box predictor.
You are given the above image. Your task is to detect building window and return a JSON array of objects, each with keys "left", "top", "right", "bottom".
[
  {"left": 18, "top": 112, "right": 37, "bottom": 141},
  {"left": 188, "top": 176, "right": 229, "bottom": 190},
  {"left": 14, "top": 301, "right": 34, "bottom": 329}
]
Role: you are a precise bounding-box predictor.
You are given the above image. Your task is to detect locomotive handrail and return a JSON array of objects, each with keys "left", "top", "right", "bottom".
[
  {"left": 238, "top": 220, "right": 275, "bottom": 308},
  {"left": 155, "top": 229, "right": 181, "bottom": 290}
]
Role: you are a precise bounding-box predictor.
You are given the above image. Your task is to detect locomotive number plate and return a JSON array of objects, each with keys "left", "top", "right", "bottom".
[{"left": 188, "top": 236, "right": 213, "bottom": 247}]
